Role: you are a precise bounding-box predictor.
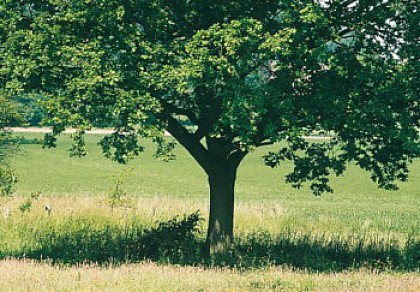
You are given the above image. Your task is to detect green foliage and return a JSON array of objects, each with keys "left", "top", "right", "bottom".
[
  {"left": 18, "top": 192, "right": 40, "bottom": 213},
  {"left": 1, "top": 0, "right": 417, "bottom": 192},
  {"left": 0, "top": 167, "right": 17, "bottom": 197},
  {"left": 9, "top": 95, "right": 45, "bottom": 126},
  {"left": 0, "top": 97, "right": 22, "bottom": 128},
  {"left": 0, "top": 97, "right": 20, "bottom": 196},
  {"left": 18, "top": 198, "right": 32, "bottom": 214}
]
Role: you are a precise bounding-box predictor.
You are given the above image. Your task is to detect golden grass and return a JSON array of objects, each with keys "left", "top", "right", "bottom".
[{"left": 0, "top": 259, "right": 419, "bottom": 291}]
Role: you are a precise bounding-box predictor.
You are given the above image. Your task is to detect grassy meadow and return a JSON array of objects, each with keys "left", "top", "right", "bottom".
[{"left": 1, "top": 132, "right": 419, "bottom": 290}]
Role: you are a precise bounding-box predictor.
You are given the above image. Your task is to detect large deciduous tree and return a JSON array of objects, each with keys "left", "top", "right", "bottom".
[{"left": 1, "top": 0, "right": 418, "bottom": 252}]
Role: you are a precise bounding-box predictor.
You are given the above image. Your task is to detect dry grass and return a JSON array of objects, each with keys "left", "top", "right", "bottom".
[{"left": 0, "top": 259, "right": 419, "bottom": 291}]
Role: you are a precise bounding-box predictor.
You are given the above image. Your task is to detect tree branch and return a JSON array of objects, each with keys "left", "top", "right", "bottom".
[
  {"left": 160, "top": 112, "right": 212, "bottom": 173},
  {"left": 257, "top": 140, "right": 274, "bottom": 147},
  {"left": 339, "top": 0, "right": 358, "bottom": 8},
  {"left": 195, "top": 91, "right": 223, "bottom": 139},
  {"left": 337, "top": 28, "right": 355, "bottom": 38},
  {"left": 228, "top": 149, "right": 248, "bottom": 170},
  {"left": 160, "top": 100, "right": 200, "bottom": 126}
]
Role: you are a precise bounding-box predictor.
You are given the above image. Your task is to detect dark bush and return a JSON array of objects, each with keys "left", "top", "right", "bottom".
[{"left": 26, "top": 212, "right": 203, "bottom": 265}]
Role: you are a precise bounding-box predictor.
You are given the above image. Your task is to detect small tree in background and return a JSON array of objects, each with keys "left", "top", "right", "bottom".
[{"left": 1, "top": 0, "right": 418, "bottom": 253}]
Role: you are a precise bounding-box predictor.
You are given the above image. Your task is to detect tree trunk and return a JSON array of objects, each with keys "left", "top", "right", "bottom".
[
  {"left": 205, "top": 164, "right": 237, "bottom": 255},
  {"left": 162, "top": 118, "right": 246, "bottom": 257}
]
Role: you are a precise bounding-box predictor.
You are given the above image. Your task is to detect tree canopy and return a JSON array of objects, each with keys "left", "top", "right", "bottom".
[
  {"left": 1, "top": 0, "right": 419, "bottom": 250},
  {"left": 0, "top": 97, "right": 19, "bottom": 196}
]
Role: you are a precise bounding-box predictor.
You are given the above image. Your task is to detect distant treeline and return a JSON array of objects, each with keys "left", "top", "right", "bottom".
[
  {"left": 9, "top": 95, "right": 117, "bottom": 128},
  {"left": 11, "top": 95, "right": 45, "bottom": 126}
]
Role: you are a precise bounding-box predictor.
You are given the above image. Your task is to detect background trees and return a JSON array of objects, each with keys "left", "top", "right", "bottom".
[{"left": 1, "top": 0, "right": 418, "bottom": 252}]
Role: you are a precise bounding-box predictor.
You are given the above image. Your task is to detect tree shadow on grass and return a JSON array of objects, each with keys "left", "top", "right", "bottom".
[
  {"left": 13, "top": 212, "right": 419, "bottom": 272},
  {"left": 10, "top": 135, "right": 41, "bottom": 145},
  {"left": 231, "top": 233, "right": 419, "bottom": 271}
]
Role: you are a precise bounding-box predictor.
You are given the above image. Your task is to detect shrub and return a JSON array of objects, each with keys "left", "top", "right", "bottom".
[
  {"left": 22, "top": 211, "right": 204, "bottom": 265},
  {"left": 134, "top": 211, "right": 203, "bottom": 263}
]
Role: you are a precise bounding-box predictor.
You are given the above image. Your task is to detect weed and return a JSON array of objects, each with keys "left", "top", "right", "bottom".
[
  {"left": 107, "top": 167, "right": 133, "bottom": 209},
  {"left": 18, "top": 198, "right": 32, "bottom": 214},
  {"left": 0, "top": 167, "right": 17, "bottom": 197},
  {"left": 18, "top": 192, "right": 41, "bottom": 214}
]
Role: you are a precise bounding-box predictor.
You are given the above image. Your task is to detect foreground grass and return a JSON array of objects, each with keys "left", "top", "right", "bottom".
[{"left": 1, "top": 259, "right": 419, "bottom": 291}]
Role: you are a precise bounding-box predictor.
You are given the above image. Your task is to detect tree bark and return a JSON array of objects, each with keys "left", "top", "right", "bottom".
[{"left": 205, "top": 162, "right": 237, "bottom": 255}]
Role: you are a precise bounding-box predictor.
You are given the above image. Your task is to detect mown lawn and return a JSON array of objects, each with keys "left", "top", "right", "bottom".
[{"left": 1, "top": 132, "right": 419, "bottom": 290}]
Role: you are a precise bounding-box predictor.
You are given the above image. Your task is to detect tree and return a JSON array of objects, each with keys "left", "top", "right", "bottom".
[
  {"left": 0, "top": 96, "right": 19, "bottom": 196},
  {"left": 1, "top": 0, "right": 418, "bottom": 253}
]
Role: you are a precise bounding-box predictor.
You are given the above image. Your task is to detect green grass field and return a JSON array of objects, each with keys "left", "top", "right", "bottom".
[{"left": 1, "top": 132, "right": 419, "bottom": 290}]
